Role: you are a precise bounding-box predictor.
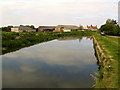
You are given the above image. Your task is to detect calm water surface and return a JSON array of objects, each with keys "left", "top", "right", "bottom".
[{"left": 2, "top": 37, "right": 98, "bottom": 88}]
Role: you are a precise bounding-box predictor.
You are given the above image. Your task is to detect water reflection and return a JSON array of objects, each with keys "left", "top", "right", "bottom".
[{"left": 2, "top": 37, "right": 97, "bottom": 88}]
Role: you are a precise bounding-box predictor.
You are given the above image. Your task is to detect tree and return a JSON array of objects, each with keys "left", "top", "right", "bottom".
[
  {"left": 106, "top": 19, "right": 117, "bottom": 25},
  {"left": 79, "top": 25, "right": 83, "bottom": 30},
  {"left": 100, "top": 19, "right": 120, "bottom": 36},
  {"left": 2, "top": 26, "right": 13, "bottom": 32},
  {"left": 20, "top": 25, "right": 35, "bottom": 29},
  {"left": 30, "top": 25, "right": 35, "bottom": 29},
  {"left": 25, "top": 25, "right": 35, "bottom": 29}
]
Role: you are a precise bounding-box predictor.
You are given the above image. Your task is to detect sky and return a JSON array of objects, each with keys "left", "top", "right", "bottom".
[
  {"left": 0, "top": 0, "right": 119, "bottom": 28},
  {"left": 118, "top": 1, "right": 120, "bottom": 25}
]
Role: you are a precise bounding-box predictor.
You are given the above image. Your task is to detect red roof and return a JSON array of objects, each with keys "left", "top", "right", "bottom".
[{"left": 87, "top": 25, "right": 97, "bottom": 29}]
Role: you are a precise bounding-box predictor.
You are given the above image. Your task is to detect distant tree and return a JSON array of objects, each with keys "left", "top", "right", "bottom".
[
  {"left": 20, "top": 25, "right": 35, "bottom": 29},
  {"left": 2, "top": 26, "right": 13, "bottom": 32},
  {"left": 0, "top": 27, "right": 2, "bottom": 31},
  {"left": 79, "top": 25, "right": 83, "bottom": 30},
  {"left": 106, "top": 19, "right": 117, "bottom": 25},
  {"left": 25, "top": 25, "right": 35, "bottom": 29},
  {"left": 20, "top": 25, "right": 23, "bottom": 26},
  {"left": 36, "top": 28, "right": 38, "bottom": 32},
  {"left": 30, "top": 25, "right": 35, "bottom": 29}
]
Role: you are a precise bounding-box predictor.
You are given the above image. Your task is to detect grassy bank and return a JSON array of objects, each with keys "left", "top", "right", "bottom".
[
  {"left": 94, "top": 33, "right": 119, "bottom": 88},
  {"left": 2, "top": 31, "right": 94, "bottom": 55}
]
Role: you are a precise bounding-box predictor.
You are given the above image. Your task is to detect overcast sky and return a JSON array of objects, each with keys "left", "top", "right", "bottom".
[{"left": 0, "top": 0, "right": 119, "bottom": 27}]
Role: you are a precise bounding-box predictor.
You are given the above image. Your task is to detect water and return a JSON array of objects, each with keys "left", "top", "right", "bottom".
[{"left": 2, "top": 37, "right": 98, "bottom": 88}]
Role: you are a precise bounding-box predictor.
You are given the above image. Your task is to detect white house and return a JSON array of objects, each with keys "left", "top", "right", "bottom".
[
  {"left": 11, "top": 28, "right": 19, "bottom": 32},
  {"left": 63, "top": 29, "right": 71, "bottom": 32}
]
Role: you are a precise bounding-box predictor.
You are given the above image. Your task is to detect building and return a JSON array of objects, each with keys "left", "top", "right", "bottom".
[
  {"left": 54, "top": 25, "right": 79, "bottom": 32},
  {"left": 83, "top": 25, "right": 98, "bottom": 31},
  {"left": 38, "top": 26, "right": 56, "bottom": 32},
  {"left": 11, "top": 26, "right": 35, "bottom": 32},
  {"left": 11, "top": 27, "right": 19, "bottom": 32}
]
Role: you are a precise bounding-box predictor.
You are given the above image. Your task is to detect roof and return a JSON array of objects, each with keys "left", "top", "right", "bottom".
[
  {"left": 87, "top": 25, "right": 97, "bottom": 29},
  {"left": 92, "top": 26, "right": 97, "bottom": 29},
  {"left": 14, "top": 26, "right": 35, "bottom": 31},
  {"left": 56, "top": 25, "right": 79, "bottom": 29},
  {"left": 38, "top": 26, "right": 56, "bottom": 29}
]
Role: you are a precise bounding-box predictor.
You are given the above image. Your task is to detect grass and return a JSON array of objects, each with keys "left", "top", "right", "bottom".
[{"left": 94, "top": 33, "right": 119, "bottom": 88}]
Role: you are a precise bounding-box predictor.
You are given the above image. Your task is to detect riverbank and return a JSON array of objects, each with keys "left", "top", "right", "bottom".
[
  {"left": 2, "top": 31, "right": 94, "bottom": 55},
  {"left": 93, "top": 33, "right": 119, "bottom": 88}
]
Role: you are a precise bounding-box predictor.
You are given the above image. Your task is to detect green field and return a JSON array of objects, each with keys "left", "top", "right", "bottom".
[{"left": 94, "top": 33, "right": 119, "bottom": 88}]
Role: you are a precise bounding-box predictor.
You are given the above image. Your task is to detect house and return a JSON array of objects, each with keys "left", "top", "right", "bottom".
[
  {"left": 86, "top": 25, "right": 98, "bottom": 30},
  {"left": 38, "top": 26, "right": 56, "bottom": 32},
  {"left": 11, "top": 26, "right": 35, "bottom": 32},
  {"left": 54, "top": 25, "right": 79, "bottom": 32},
  {"left": 83, "top": 27, "right": 88, "bottom": 30},
  {"left": 63, "top": 29, "right": 71, "bottom": 32},
  {"left": 11, "top": 27, "right": 19, "bottom": 32}
]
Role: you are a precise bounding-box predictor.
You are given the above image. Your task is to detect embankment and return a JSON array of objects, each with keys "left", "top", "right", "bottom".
[{"left": 93, "top": 35, "right": 118, "bottom": 88}]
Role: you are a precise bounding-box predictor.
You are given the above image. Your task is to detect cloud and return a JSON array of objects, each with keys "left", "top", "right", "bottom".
[
  {"left": 0, "top": 0, "right": 119, "bottom": 27},
  {"left": 2, "top": 38, "right": 97, "bottom": 88}
]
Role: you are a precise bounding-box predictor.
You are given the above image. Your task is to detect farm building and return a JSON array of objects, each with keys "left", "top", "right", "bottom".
[
  {"left": 54, "top": 25, "right": 79, "bottom": 32},
  {"left": 38, "top": 26, "right": 56, "bottom": 32},
  {"left": 11, "top": 26, "right": 35, "bottom": 32}
]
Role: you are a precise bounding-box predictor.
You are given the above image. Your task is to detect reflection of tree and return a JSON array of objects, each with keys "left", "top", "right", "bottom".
[
  {"left": 58, "top": 37, "right": 78, "bottom": 41},
  {"left": 78, "top": 37, "right": 83, "bottom": 43}
]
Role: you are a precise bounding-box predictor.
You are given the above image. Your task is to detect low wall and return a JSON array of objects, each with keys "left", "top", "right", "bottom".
[{"left": 93, "top": 36, "right": 113, "bottom": 65}]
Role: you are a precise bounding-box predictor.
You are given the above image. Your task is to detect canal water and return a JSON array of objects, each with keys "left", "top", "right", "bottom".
[{"left": 2, "top": 37, "right": 98, "bottom": 88}]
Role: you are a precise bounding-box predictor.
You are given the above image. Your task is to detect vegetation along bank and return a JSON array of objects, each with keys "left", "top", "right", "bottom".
[
  {"left": 2, "top": 31, "right": 94, "bottom": 55},
  {"left": 93, "top": 33, "right": 119, "bottom": 88}
]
